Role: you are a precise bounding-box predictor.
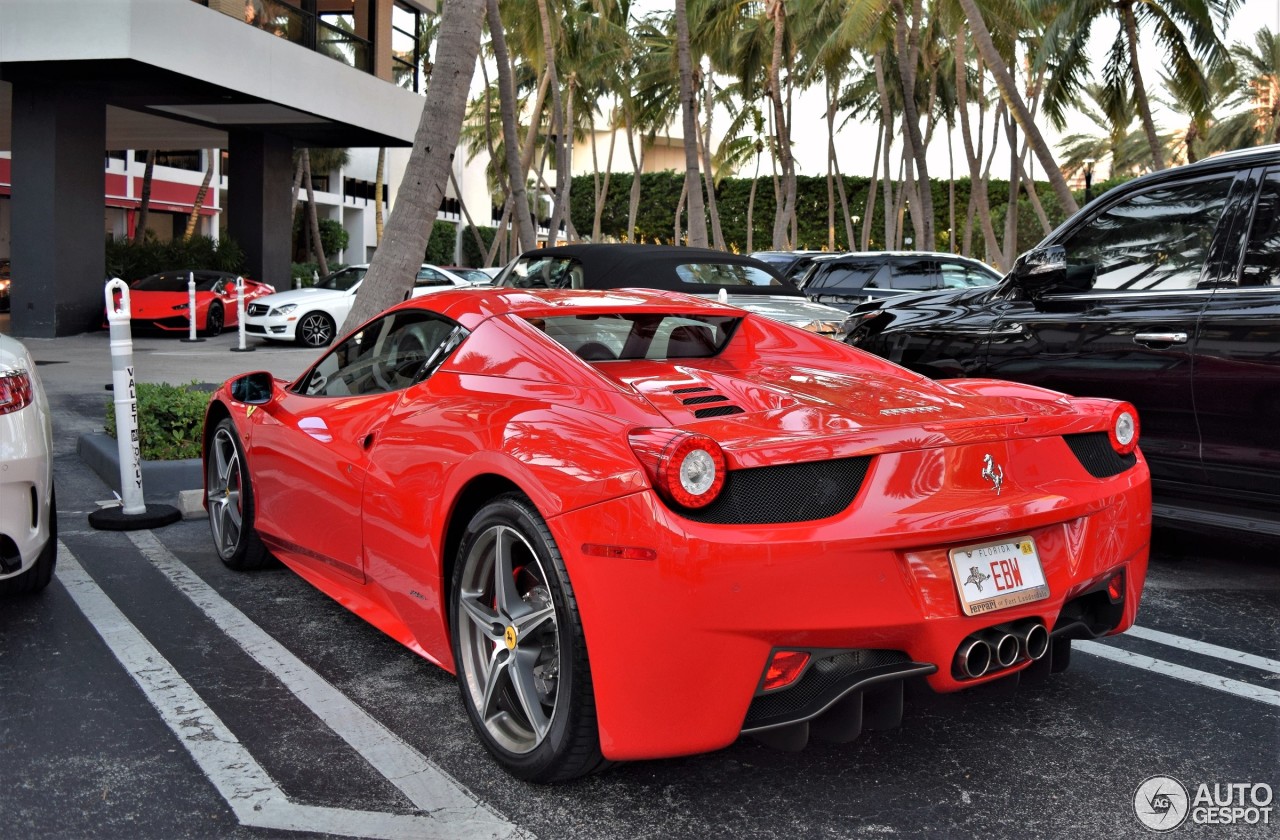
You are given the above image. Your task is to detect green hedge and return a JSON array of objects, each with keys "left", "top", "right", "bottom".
[
  {"left": 566, "top": 171, "right": 1079, "bottom": 262},
  {"left": 105, "top": 234, "right": 245, "bottom": 282},
  {"left": 105, "top": 381, "right": 209, "bottom": 461}
]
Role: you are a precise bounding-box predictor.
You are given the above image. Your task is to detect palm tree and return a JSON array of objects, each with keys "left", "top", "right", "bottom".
[
  {"left": 1038, "top": 0, "right": 1237, "bottom": 172},
  {"left": 486, "top": 0, "right": 536, "bottom": 251},
  {"left": 342, "top": 0, "right": 487, "bottom": 332},
  {"left": 676, "top": 0, "right": 709, "bottom": 246},
  {"left": 1227, "top": 27, "right": 1280, "bottom": 145}
]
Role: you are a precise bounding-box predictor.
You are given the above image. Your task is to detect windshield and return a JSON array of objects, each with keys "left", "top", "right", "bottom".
[
  {"left": 133, "top": 272, "right": 226, "bottom": 292},
  {"left": 531, "top": 313, "right": 739, "bottom": 361},
  {"left": 316, "top": 267, "right": 368, "bottom": 292}
]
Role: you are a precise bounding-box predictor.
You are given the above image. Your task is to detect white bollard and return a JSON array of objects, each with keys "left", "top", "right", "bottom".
[
  {"left": 181, "top": 270, "right": 203, "bottom": 343},
  {"left": 103, "top": 278, "right": 146, "bottom": 516},
  {"left": 231, "top": 274, "right": 254, "bottom": 353}
]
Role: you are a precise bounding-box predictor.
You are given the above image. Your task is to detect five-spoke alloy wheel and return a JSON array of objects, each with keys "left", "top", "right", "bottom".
[
  {"left": 206, "top": 419, "right": 269, "bottom": 570},
  {"left": 451, "top": 494, "right": 604, "bottom": 782}
]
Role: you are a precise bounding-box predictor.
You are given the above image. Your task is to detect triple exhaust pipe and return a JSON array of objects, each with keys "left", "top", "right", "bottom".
[{"left": 954, "top": 620, "right": 1049, "bottom": 679}]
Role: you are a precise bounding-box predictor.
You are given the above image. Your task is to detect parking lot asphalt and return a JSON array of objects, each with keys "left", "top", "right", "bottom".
[{"left": 2, "top": 313, "right": 1278, "bottom": 840}]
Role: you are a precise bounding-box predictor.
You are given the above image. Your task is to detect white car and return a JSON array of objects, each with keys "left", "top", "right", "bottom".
[
  {"left": 0, "top": 334, "right": 56, "bottom": 595},
  {"left": 245, "top": 264, "right": 475, "bottom": 347}
]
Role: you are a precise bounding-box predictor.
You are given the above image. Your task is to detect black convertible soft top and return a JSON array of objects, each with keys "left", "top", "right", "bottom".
[{"left": 499, "top": 244, "right": 804, "bottom": 297}]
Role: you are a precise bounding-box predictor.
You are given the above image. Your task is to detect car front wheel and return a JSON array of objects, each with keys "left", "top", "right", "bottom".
[
  {"left": 451, "top": 494, "right": 606, "bottom": 782},
  {"left": 296, "top": 311, "right": 335, "bottom": 347},
  {"left": 203, "top": 302, "right": 225, "bottom": 337},
  {"left": 206, "top": 419, "right": 270, "bottom": 570}
]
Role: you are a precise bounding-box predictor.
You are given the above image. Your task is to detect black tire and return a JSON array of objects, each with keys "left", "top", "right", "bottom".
[
  {"left": 0, "top": 486, "right": 57, "bottom": 596},
  {"left": 450, "top": 493, "right": 607, "bottom": 782},
  {"left": 204, "top": 302, "right": 225, "bottom": 337},
  {"left": 206, "top": 418, "right": 271, "bottom": 570},
  {"left": 296, "top": 311, "right": 336, "bottom": 348}
]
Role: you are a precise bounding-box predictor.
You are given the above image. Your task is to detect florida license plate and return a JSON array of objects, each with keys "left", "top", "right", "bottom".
[{"left": 949, "top": 537, "right": 1049, "bottom": 616}]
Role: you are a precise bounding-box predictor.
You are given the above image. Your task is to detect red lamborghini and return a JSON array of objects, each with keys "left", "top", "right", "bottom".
[
  {"left": 127, "top": 270, "right": 274, "bottom": 336},
  {"left": 203, "top": 284, "right": 1150, "bottom": 782}
]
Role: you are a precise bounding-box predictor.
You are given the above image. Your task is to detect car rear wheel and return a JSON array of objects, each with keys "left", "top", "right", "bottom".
[
  {"left": 451, "top": 493, "right": 606, "bottom": 782},
  {"left": 0, "top": 486, "right": 57, "bottom": 596},
  {"left": 206, "top": 419, "right": 270, "bottom": 570},
  {"left": 203, "top": 302, "right": 225, "bottom": 337},
  {"left": 296, "top": 312, "right": 335, "bottom": 347}
]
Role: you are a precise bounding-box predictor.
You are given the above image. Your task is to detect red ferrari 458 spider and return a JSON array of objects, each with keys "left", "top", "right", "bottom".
[
  {"left": 127, "top": 270, "right": 274, "bottom": 336},
  {"left": 203, "top": 285, "right": 1150, "bottom": 782}
]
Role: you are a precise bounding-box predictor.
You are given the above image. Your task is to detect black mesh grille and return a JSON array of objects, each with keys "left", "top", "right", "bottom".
[
  {"left": 247, "top": 303, "right": 269, "bottom": 317},
  {"left": 744, "top": 649, "right": 911, "bottom": 729},
  {"left": 682, "top": 394, "right": 729, "bottom": 406},
  {"left": 694, "top": 405, "right": 745, "bottom": 419},
  {"left": 673, "top": 386, "right": 711, "bottom": 394},
  {"left": 678, "top": 456, "right": 872, "bottom": 524},
  {"left": 1063, "top": 432, "right": 1136, "bottom": 478}
]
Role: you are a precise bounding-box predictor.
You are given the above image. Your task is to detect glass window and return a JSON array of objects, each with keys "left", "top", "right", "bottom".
[
  {"left": 414, "top": 267, "right": 450, "bottom": 287},
  {"left": 889, "top": 259, "right": 940, "bottom": 290},
  {"left": 500, "top": 257, "right": 580, "bottom": 289},
  {"left": 317, "top": 267, "right": 368, "bottom": 292},
  {"left": 673, "top": 263, "right": 782, "bottom": 287},
  {"left": 534, "top": 313, "right": 739, "bottom": 361},
  {"left": 1240, "top": 170, "right": 1280, "bottom": 287},
  {"left": 1058, "top": 176, "right": 1233, "bottom": 292},
  {"left": 809, "top": 262, "right": 884, "bottom": 293},
  {"left": 297, "top": 311, "right": 462, "bottom": 397}
]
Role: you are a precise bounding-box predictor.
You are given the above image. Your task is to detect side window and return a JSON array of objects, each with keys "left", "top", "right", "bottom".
[
  {"left": 415, "top": 267, "right": 450, "bottom": 287},
  {"left": 296, "top": 311, "right": 462, "bottom": 397},
  {"left": 501, "top": 258, "right": 579, "bottom": 289},
  {"left": 1240, "top": 171, "right": 1280, "bottom": 287},
  {"left": 1058, "top": 175, "right": 1234, "bottom": 293},
  {"left": 813, "top": 262, "right": 883, "bottom": 293},
  {"left": 890, "top": 259, "right": 939, "bottom": 291}
]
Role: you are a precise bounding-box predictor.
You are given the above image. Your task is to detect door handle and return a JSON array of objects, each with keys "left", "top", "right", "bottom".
[{"left": 1133, "top": 331, "right": 1188, "bottom": 345}]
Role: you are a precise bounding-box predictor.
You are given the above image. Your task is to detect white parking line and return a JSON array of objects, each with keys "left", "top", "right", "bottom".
[
  {"left": 1077, "top": 640, "right": 1280, "bottom": 708},
  {"left": 1124, "top": 625, "right": 1280, "bottom": 675},
  {"left": 57, "top": 542, "right": 523, "bottom": 840}
]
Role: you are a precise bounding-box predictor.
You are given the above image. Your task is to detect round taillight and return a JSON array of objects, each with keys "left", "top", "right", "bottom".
[
  {"left": 1109, "top": 402, "right": 1139, "bottom": 455},
  {"left": 657, "top": 434, "right": 726, "bottom": 509}
]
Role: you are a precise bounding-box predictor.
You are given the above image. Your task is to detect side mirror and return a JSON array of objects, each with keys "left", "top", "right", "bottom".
[
  {"left": 230, "top": 371, "right": 275, "bottom": 405},
  {"left": 1010, "top": 245, "right": 1067, "bottom": 296}
]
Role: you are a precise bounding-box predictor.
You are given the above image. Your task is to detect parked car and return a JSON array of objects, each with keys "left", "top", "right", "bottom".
[
  {"left": 749, "top": 249, "right": 828, "bottom": 282},
  {"left": 797, "top": 251, "right": 1001, "bottom": 311},
  {"left": 205, "top": 285, "right": 1150, "bottom": 782},
  {"left": 0, "top": 258, "right": 11, "bottom": 312},
  {"left": 495, "top": 244, "right": 851, "bottom": 339},
  {"left": 845, "top": 144, "right": 1280, "bottom": 535},
  {"left": 0, "top": 334, "right": 56, "bottom": 595},
  {"left": 245, "top": 264, "right": 473, "bottom": 347},
  {"left": 125, "top": 270, "right": 275, "bottom": 336},
  {"left": 442, "top": 266, "right": 495, "bottom": 285}
]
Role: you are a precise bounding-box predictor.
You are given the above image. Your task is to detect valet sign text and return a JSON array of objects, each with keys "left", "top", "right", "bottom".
[{"left": 1133, "top": 776, "right": 1273, "bottom": 831}]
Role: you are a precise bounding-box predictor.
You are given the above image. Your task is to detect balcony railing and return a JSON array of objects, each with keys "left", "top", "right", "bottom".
[{"left": 195, "top": 0, "right": 372, "bottom": 74}]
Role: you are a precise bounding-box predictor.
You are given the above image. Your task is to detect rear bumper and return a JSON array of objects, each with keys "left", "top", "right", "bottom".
[{"left": 552, "top": 443, "right": 1150, "bottom": 761}]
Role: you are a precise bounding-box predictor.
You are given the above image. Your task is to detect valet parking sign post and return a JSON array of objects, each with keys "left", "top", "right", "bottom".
[{"left": 88, "top": 279, "right": 182, "bottom": 531}]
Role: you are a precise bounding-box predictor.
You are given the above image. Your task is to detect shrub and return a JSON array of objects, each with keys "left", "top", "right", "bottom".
[
  {"left": 425, "top": 219, "right": 458, "bottom": 265},
  {"left": 105, "top": 234, "right": 246, "bottom": 281},
  {"left": 460, "top": 225, "right": 497, "bottom": 268},
  {"left": 105, "top": 381, "right": 209, "bottom": 461}
]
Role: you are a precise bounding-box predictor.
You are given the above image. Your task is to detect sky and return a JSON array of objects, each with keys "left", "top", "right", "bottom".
[{"left": 772, "top": 0, "right": 1280, "bottom": 177}]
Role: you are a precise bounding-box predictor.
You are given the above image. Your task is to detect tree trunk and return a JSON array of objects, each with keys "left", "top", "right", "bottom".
[
  {"left": 302, "top": 150, "right": 329, "bottom": 277},
  {"left": 1120, "top": 0, "right": 1165, "bottom": 171},
  {"left": 862, "top": 127, "right": 882, "bottom": 251},
  {"left": 625, "top": 117, "right": 644, "bottom": 243},
  {"left": 766, "top": 0, "right": 796, "bottom": 249},
  {"left": 538, "top": 0, "right": 571, "bottom": 244},
  {"left": 675, "top": 0, "right": 708, "bottom": 247},
  {"left": 449, "top": 168, "right": 487, "bottom": 263},
  {"left": 486, "top": 0, "right": 536, "bottom": 251},
  {"left": 674, "top": 177, "right": 687, "bottom": 245},
  {"left": 747, "top": 152, "right": 760, "bottom": 253},
  {"left": 699, "top": 72, "right": 726, "bottom": 250},
  {"left": 183, "top": 149, "right": 215, "bottom": 242},
  {"left": 374, "top": 147, "right": 386, "bottom": 245},
  {"left": 955, "top": 27, "right": 1001, "bottom": 264},
  {"left": 134, "top": 150, "right": 155, "bottom": 243},
  {"left": 891, "top": 0, "right": 934, "bottom": 248},
  {"left": 953, "top": 0, "right": 1078, "bottom": 215},
  {"left": 342, "top": 0, "right": 486, "bottom": 332}
]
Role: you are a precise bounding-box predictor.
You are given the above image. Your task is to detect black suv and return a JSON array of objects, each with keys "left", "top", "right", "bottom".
[
  {"left": 845, "top": 144, "right": 1280, "bottom": 536},
  {"left": 798, "top": 251, "right": 1000, "bottom": 311}
]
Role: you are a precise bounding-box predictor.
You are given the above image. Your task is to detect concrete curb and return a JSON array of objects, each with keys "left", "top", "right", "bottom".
[{"left": 77, "top": 432, "right": 206, "bottom": 519}]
